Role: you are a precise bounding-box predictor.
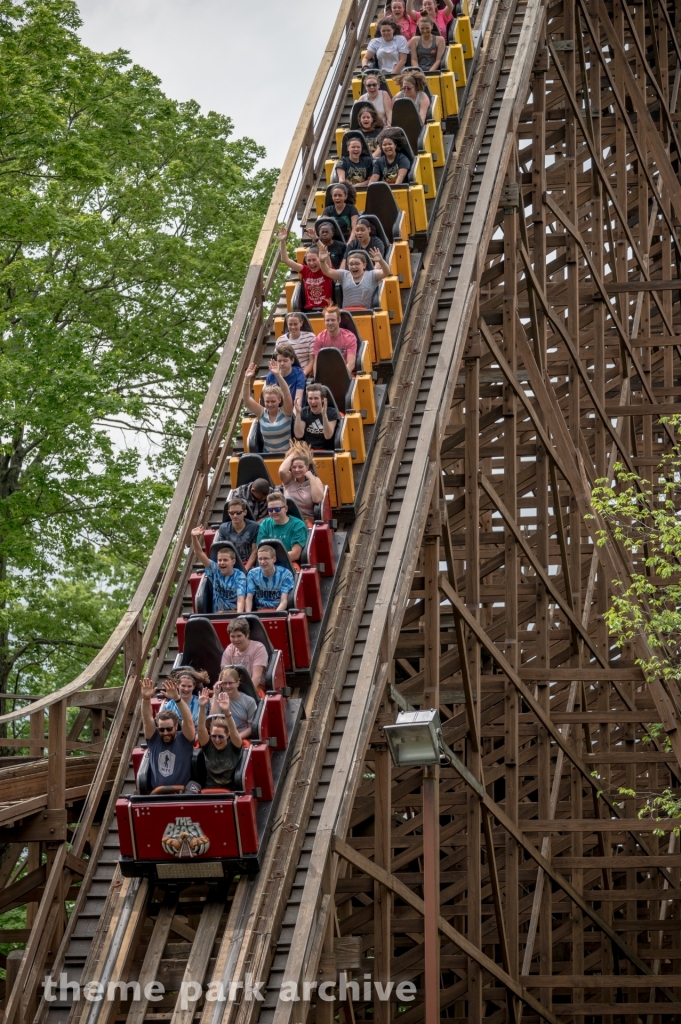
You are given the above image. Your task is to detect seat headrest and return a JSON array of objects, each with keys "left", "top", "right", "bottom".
[
  {"left": 208, "top": 540, "right": 246, "bottom": 574},
  {"left": 236, "top": 454, "right": 274, "bottom": 488},
  {"left": 181, "top": 617, "right": 224, "bottom": 685},
  {"left": 257, "top": 537, "right": 295, "bottom": 574},
  {"left": 224, "top": 664, "right": 261, "bottom": 704}
]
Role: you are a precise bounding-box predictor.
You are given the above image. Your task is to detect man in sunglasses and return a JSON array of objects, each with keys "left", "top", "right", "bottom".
[
  {"left": 256, "top": 490, "right": 308, "bottom": 565},
  {"left": 140, "top": 676, "right": 196, "bottom": 793},
  {"left": 215, "top": 497, "right": 259, "bottom": 569}
]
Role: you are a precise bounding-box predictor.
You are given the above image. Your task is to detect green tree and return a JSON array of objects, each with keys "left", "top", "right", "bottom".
[
  {"left": 590, "top": 431, "right": 681, "bottom": 687},
  {"left": 0, "top": 0, "right": 277, "bottom": 717}
]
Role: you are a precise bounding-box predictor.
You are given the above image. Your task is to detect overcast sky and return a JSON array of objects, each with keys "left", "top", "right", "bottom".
[{"left": 76, "top": 0, "right": 339, "bottom": 169}]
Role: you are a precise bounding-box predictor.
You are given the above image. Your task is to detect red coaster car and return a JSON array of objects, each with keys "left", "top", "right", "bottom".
[{"left": 117, "top": 671, "right": 303, "bottom": 881}]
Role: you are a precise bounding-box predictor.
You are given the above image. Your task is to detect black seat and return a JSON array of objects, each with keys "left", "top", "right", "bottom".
[
  {"left": 315, "top": 348, "right": 354, "bottom": 415},
  {"left": 330, "top": 131, "right": 374, "bottom": 185},
  {"left": 257, "top": 538, "right": 297, "bottom": 577},
  {"left": 286, "top": 498, "right": 304, "bottom": 521},
  {"left": 365, "top": 182, "right": 403, "bottom": 243},
  {"left": 340, "top": 129, "right": 373, "bottom": 159},
  {"left": 207, "top": 540, "right": 246, "bottom": 573},
  {"left": 302, "top": 385, "right": 344, "bottom": 451},
  {"left": 283, "top": 311, "right": 315, "bottom": 334},
  {"left": 349, "top": 100, "right": 386, "bottom": 132},
  {"left": 235, "top": 454, "right": 274, "bottom": 489},
  {"left": 291, "top": 279, "right": 343, "bottom": 313},
  {"left": 338, "top": 310, "right": 370, "bottom": 371},
  {"left": 240, "top": 614, "right": 275, "bottom": 657},
  {"left": 354, "top": 214, "right": 391, "bottom": 252},
  {"left": 228, "top": 664, "right": 261, "bottom": 705},
  {"left": 311, "top": 216, "right": 346, "bottom": 248},
  {"left": 179, "top": 616, "right": 224, "bottom": 684},
  {"left": 392, "top": 97, "right": 429, "bottom": 153}
]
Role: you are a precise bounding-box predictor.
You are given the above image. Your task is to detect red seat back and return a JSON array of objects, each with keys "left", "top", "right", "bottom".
[
  {"left": 249, "top": 743, "right": 275, "bottom": 801},
  {"left": 288, "top": 612, "right": 311, "bottom": 669},
  {"left": 116, "top": 799, "right": 134, "bottom": 857},
  {"left": 236, "top": 796, "right": 259, "bottom": 854},
  {"left": 264, "top": 694, "right": 288, "bottom": 751},
  {"left": 295, "top": 567, "right": 323, "bottom": 621},
  {"left": 307, "top": 524, "right": 335, "bottom": 577}
]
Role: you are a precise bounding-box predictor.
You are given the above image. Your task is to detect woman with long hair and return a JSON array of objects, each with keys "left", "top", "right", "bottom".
[
  {"left": 369, "top": 127, "right": 412, "bottom": 187},
  {"left": 319, "top": 244, "right": 392, "bottom": 311},
  {"left": 356, "top": 104, "right": 386, "bottom": 154},
  {"left": 407, "top": 0, "right": 453, "bottom": 38},
  {"left": 363, "top": 18, "right": 410, "bottom": 73},
  {"left": 408, "top": 17, "right": 445, "bottom": 73},
  {"left": 278, "top": 442, "right": 325, "bottom": 526},
  {"left": 243, "top": 360, "right": 293, "bottom": 455}
]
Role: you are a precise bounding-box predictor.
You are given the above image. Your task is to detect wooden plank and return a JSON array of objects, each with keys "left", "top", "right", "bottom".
[
  {"left": 518, "top": 975, "right": 681, "bottom": 987},
  {"left": 604, "top": 281, "right": 681, "bottom": 292},
  {"left": 518, "top": 668, "right": 645, "bottom": 681},
  {"left": 557, "top": 857, "right": 681, "bottom": 868},
  {"left": 0, "top": 867, "right": 47, "bottom": 915},
  {"left": 170, "top": 894, "right": 224, "bottom": 1024},
  {"left": 604, "top": 404, "right": 681, "bottom": 415},
  {"left": 127, "top": 895, "right": 178, "bottom": 1024},
  {"left": 0, "top": 809, "right": 66, "bottom": 843},
  {"left": 518, "top": 819, "right": 681, "bottom": 832}
]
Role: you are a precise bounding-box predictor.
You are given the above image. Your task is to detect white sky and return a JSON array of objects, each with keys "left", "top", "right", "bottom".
[{"left": 76, "top": 0, "right": 339, "bottom": 168}]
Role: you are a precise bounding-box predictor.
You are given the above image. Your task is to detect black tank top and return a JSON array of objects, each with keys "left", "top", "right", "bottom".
[{"left": 416, "top": 37, "right": 438, "bottom": 71}]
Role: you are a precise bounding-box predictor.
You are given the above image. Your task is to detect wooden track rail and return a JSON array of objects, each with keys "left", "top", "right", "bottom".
[{"left": 4, "top": 0, "right": 681, "bottom": 1022}]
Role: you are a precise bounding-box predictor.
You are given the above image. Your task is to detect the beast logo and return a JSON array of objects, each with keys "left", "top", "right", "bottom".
[{"left": 161, "top": 817, "right": 210, "bottom": 858}]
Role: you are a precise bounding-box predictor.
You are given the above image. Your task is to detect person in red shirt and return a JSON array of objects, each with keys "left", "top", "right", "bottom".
[
  {"left": 278, "top": 227, "right": 333, "bottom": 311},
  {"left": 312, "top": 306, "right": 358, "bottom": 376}
]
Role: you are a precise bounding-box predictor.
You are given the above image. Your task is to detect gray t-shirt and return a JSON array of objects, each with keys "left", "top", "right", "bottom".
[
  {"left": 338, "top": 268, "right": 380, "bottom": 309},
  {"left": 229, "top": 692, "right": 258, "bottom": 733},
  {"left": 146, "top": 731, "right": 194, "bottom": 789}
]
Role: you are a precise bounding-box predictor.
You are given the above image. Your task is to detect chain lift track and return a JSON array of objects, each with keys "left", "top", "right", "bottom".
[{"left": 4, "top": 0, "right": 681, "bottom": 1022}]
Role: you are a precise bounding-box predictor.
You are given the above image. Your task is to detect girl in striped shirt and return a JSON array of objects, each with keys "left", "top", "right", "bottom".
[{"left": 243, "top": 361, "right": 293, "bottom": 454}]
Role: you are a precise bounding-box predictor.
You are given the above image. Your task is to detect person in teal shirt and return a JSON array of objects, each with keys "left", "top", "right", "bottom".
[{"left": 256, "top": 490, "right": 308, "bottom": 563}]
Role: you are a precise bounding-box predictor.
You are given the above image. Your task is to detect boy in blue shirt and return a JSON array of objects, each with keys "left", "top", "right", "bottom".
[
  {"left": 246, "top": 544, "right": 295, "bottom": 611},
  {"left": 191, "top": 525, "right": 247, "bottom": 612},
  {"left": 264, "top": 345, "right": 307, "bottom": 402}
]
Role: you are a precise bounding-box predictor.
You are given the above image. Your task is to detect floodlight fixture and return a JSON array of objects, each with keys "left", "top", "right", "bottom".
[{"left": 383, "top": 709, "right": 443, "bottom": 768}]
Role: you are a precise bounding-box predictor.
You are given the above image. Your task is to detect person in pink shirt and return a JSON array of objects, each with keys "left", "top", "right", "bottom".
[
  {"left": 312, "top": 306, "right": 358, "bottom": 376},
  {"left": 220, "top": 617, "right": 268, "bottom": 693},
  {"left": 386, "top": 0, "right": 416, "bottom": 40},
  {"left": 407, "top": 0, "right": 454, "bottom": 40}
]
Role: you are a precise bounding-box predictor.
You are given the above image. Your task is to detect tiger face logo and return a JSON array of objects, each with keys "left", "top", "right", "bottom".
[{"left": 161, "top": 817, "right": 210, "bottom": 858}]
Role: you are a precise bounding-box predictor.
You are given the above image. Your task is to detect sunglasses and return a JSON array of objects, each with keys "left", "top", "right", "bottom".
[
  {"left": 211, "top": 733, "right": 227, "bottom": 740},
  {"left": 229, "top": 509, "right": 245, "bottom": 515},
  {"left": 268, "top": 506, "right": 284, "bottom": 513},
  {"left": 157, "top": 725, "right": 175, "bottom": 733}
]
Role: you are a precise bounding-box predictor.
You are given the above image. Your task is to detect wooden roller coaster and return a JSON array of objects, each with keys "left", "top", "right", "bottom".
[{"left": 3, "top": 0, "right": 681, "bottom": 1020}]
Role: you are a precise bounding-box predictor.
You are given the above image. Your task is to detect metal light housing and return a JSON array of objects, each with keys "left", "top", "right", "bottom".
[{"left": 383, "top": 709, "right": 443, "bottom": 767}]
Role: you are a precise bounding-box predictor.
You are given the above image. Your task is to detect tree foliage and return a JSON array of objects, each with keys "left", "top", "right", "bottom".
[
  {"left": 0, "top": 0, "right": 276, "bottom": 710},
  {"left": 590, "top": 429, "right": 681, "bottom": 687}
]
